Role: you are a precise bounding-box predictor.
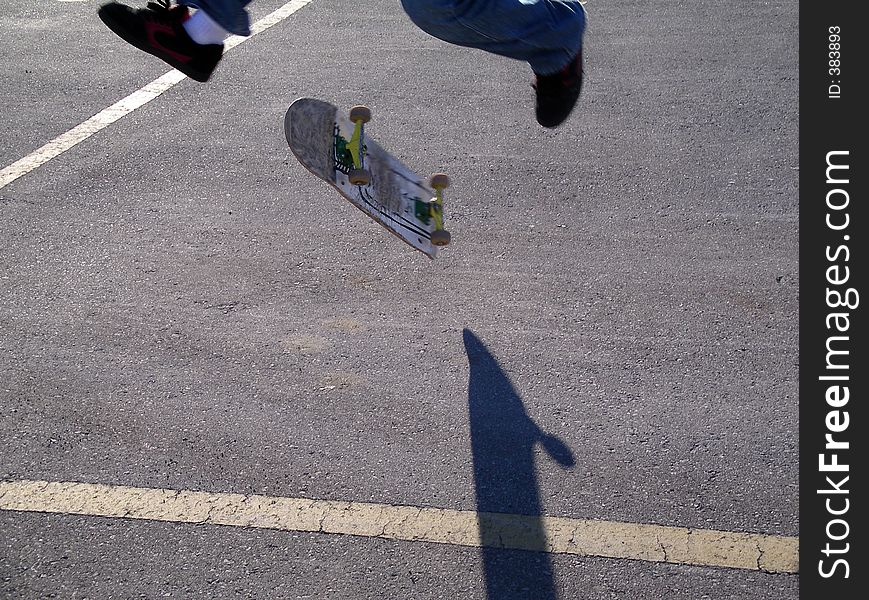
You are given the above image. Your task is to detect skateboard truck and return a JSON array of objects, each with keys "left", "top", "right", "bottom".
[
  {"left": 347, "top": 105, "right": 450, "bottom": 249},
  {"left": 428, "top": 173, "right": 452, "bottom": 247},
  {"left": 347, "top": 105, "right": 371, "bottom": 186}
]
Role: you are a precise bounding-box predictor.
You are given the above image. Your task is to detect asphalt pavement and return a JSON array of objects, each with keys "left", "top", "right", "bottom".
[{"left": 1, "top": 1, "right": 799, "bottom": 598}]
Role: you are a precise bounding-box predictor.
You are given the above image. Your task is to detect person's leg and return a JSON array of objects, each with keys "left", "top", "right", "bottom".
[
  {"left": 400, "top": 0, "right": 585, "bottom": 76},
  {"left": 98, "top": 1, "right": 254, "bottom": 82},
  {"left": 179, "top": 0, "right": 254, "bottom": 37},
  {"left": 400, "top": 0, "right": 587, "bottom": 127}
]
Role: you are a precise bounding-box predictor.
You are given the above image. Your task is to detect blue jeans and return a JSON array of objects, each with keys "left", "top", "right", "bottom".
[
  {"left": 185, "top": 1, "right": 586, "bottom": 74},
  {"left": 180, "top": 0, "right": 254, "bottom": 36},
  {"left": 401, "top": 0, "right": 586, "bottom": 75}
]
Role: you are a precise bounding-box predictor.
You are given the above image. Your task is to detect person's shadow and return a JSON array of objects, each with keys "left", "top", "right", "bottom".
[{"left": 463, "top": 329, "right": 575, "bottom": 600}]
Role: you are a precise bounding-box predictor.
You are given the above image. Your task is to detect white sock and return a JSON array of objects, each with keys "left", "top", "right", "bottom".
[{"left": 183, "top": 9, "right": 229, "bottom": 45}]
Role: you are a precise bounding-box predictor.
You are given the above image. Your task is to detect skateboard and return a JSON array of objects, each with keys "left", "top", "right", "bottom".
[{"left": 284, "top": 98, "right": 452, "bottom": 259}]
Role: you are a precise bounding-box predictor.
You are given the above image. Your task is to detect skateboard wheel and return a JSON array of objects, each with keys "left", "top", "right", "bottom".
[
  {"left": 429, "top": 173, "right": 450, "bottom": 190},
  {"left": 431, "top": 229, "right": 451, "bottom": 247},
  {"left": 349, "top": 169, "right": 371, "bottom": 186},
  {"left": 349, "top": 105, "right": 371, "bottom": 124}
]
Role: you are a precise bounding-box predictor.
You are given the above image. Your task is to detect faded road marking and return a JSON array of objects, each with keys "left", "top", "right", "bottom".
[
  {"left": 0, "top": 479, "right": 798, "bottom": 573},
  {"left": 0, "top": 0, "right": 316, "bottom": 190}
]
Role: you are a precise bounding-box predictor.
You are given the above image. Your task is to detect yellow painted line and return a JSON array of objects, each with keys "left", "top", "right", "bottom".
[
  {"left": 0, "top": 0, "right": 316, "bottom": 190},
  {"left": 0, "top": 479, "right": 798, "bottom": 573}
]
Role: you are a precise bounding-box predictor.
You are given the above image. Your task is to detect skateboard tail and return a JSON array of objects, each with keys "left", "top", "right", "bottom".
[{"left": 285, "top": 98, "right": 338, "bottom": 184}]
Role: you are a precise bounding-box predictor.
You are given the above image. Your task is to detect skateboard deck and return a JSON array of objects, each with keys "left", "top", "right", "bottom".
[{"left": 284, "top": 98, "right": 451, "bottom": 259}]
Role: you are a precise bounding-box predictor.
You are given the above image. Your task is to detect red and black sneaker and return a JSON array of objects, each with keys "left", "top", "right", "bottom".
[
  {"left": 98, "top": 1, "right": 223, "bottom": 82},
  {"left": 533, "top": 50, "right": 584, "bottom": 128}
]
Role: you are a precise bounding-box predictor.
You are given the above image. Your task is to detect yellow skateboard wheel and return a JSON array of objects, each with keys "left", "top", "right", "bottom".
[
  {"left": 349, "top": 169, "right": 371, "bottom": 186},
  {"left": 429, "top": 173, "right": 450, "bottom": 190},
  {"left": 349, "top": 105, "right": 371, "bottom": 124},
  {"left": 431, "top": 229, "right": 451, "bottom": 246}
]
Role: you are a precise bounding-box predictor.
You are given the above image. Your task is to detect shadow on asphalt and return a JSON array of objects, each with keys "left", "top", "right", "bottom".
[{"left": 463, "top": 329, "right": 575, "bottom": 600}]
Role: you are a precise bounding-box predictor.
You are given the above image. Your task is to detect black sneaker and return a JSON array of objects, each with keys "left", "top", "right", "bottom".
[
  {"left": 533, "top": 50, "right": 584, "bottom": 128},
  {"left": 98, "top": 1, "right": 223, "bottom": 82}
]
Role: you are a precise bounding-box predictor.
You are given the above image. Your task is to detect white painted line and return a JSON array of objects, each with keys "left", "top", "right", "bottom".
[
  {"left": 0, "top": 479, "right": 799, "bottom": 573},
  {"left": 0, "top": 0, "right": 316, "bottom": 191},
  {"left": 0, "top": 70, "right": 186, "bottom": 190},
  {"left": 227, "top": 0, "right": 315, "bottom": 49}
]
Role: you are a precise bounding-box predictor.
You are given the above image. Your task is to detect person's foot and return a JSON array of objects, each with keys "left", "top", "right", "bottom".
[
  {"left": 533, "top": 50, "right": 584, "bottom": 128},
  {"left": 98, "top": 1, "right": 224, "bottom": 82}
]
